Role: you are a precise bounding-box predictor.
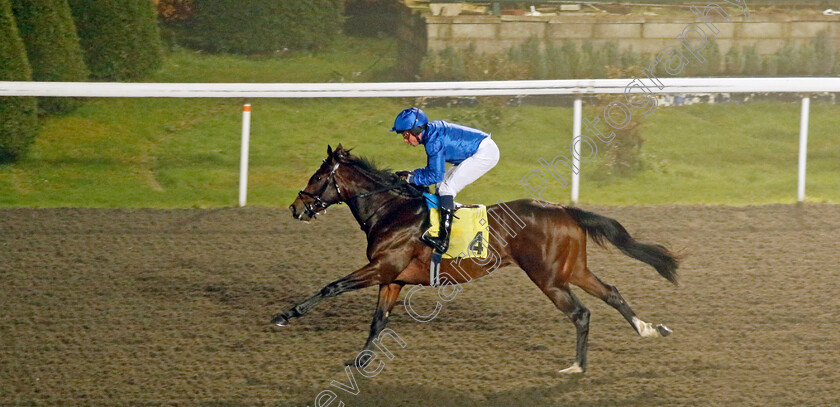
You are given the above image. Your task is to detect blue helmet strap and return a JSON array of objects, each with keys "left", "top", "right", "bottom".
[
  {"left": 408, "top": 108, "right": 424, "bottom": 135},
  {"left": 410, "top": 123, "right": 426, "bottom": 135}
]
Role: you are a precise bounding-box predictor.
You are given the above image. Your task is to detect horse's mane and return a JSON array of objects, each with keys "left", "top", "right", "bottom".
[
  {"left": 347, "top": 155, "right": 401, "bottom": 184},
  {"left": 343, "top": 152, "right": 427, "bottom": 200},
  {"left": 330, "top": 146, "right": 425, "bottom": 199}
]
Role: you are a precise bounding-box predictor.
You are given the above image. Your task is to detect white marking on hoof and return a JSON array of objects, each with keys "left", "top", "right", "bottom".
[
  {"left": 273, "top": 315, "right": 289, "bottom": 327},
  {"left": 633, "top": 317, "right": 661, "bottom": 338},
  {"left": 558, "top": 362, "right": 583, "bottom": 374}
]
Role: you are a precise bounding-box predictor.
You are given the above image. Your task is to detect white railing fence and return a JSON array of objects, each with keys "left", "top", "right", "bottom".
[{"left": 3, "top": 77, "right": 839, "bottom": 205}]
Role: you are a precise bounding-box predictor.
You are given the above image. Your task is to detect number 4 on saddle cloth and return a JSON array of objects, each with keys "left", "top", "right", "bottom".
[{"left": 423, "top": 192, "right": 489, "bottom": 260}]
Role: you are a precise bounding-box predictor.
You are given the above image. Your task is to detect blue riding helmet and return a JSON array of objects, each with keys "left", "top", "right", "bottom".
[{"left": 390, "top": 107, "right": 429, "bottom": 133}]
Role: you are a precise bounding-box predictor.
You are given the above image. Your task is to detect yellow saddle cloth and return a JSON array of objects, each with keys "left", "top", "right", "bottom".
[{"left": 427, "top": 205, "right": 489, "bottom": 259}]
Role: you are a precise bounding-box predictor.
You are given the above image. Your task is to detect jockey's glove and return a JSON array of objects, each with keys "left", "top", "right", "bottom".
[{"left": 396, "top": 171, "right": 413, "bottom": 183}]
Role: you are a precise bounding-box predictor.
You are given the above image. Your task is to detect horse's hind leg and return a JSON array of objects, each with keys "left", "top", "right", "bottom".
[
  {"left": 344, "top": 282, "right": 404, "bottom": 366},
  {"left": 531, "top": 281, "right": 591, "bottom": 374},
  {"left": 571, "top": 267, "right": 671, "bottom": 338}
]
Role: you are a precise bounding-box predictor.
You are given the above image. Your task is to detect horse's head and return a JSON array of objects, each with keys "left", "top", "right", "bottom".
[{"left": 290, "top": 144, "right": 353, "bottom": 222}]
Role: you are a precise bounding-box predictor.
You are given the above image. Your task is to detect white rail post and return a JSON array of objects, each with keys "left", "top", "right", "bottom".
[
  {"left": 571, "top": 98, "right": 582, "bottom": 204},
  {"left": 797, "top": 97, "right": 810, "bottom": 203},
  {"left": 239, "top": 103, "right": 252, "bottom": 207}
]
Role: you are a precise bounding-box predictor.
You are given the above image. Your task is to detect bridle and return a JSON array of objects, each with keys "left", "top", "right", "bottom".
[
  {"left": 297, "top": 162, "right": 343, "bottom": 218},
  {"left": 297, "top": 160, "right": 418, "bottom": 220}
]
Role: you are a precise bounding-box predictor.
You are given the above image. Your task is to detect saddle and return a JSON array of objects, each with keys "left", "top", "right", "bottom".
[{"left": 423, "top": 193, "right": 489, "bottom": 260}]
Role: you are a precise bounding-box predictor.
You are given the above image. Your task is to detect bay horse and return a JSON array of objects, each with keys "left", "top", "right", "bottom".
[{"left": 273, "top": 144, "right": 679, "bottom": 374}]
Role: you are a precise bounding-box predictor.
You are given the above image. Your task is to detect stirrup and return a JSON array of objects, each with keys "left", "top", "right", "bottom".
[{"left": 420, "top": 231, "right": 449, "bottom": 253}]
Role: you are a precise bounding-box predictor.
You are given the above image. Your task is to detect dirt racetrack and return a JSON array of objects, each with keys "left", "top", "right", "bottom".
[{"left": 2, "top": 204, "right": 839, "bottom": 406}]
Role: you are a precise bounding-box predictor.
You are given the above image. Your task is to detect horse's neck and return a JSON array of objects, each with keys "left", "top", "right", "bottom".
[{"left": 343, "top": 179, "right": 422, "bottom": 232}]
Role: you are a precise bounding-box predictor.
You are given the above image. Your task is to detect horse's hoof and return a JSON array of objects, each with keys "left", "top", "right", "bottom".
[
  {"left": 657, "top": 324, "right": 672, "bottom": 337},
  {"left": 345, "top": 355, "right": 373, "bottom": 368},
  {"left": 271, "top": 314, "right": 289, "bottom": 326},
  {"left": 558, "top": 363, "right": 584, "bottom": 375}
]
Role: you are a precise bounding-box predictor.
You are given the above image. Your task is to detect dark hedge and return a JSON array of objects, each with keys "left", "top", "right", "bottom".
[
  {"left": 68, "top": 0, "right": 163, "bottom": 80},
  {"left": 11, "top": 0, "right": 88, "bottom": 114},
  {"left": 344, "top": 0, "right": 398, "bottom": 37},
  {"left": 176, "top": 0, "right": 344, "bottom": 54},
  {"left": 0, "top": 0, "right": 37, "bottom": 163}
]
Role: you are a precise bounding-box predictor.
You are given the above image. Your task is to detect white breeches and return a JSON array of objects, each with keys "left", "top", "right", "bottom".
[{"left": 438, "top": 138, "right": 500, "bottom": 197}]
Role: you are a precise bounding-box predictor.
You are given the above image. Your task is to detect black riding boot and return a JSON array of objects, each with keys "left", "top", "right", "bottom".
[{"left": 422, "top": 195, "right": 454, "bottom": 253}]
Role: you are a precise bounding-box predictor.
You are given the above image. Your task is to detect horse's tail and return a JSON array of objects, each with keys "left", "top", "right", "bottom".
[{"left": 564, "top": 206, "right": 679, "bottom": 285}]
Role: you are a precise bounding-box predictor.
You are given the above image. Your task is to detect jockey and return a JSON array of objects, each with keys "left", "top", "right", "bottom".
[{"left": 390, "top": 107, "right": 500, "bottom": 253}]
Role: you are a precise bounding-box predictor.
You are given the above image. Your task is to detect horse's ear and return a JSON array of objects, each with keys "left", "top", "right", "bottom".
[
  {"left": 334, "top": 145, "right": 349, "bottom": 161},
  {"left": 327, "top": 145, "right": 333, "bottom": 157}
]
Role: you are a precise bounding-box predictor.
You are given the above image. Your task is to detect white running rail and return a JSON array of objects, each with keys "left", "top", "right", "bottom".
[
  {"left": 3, "top": 77, "right": 838, "bottom": 205},
  {"left": 2, "top": 77, "right": 840, "bottom": 97}
]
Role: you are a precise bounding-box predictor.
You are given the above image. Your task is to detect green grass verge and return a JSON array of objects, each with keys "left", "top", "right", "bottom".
[{"left": 1, "top": 36, "right": 838, "bottom": 208}]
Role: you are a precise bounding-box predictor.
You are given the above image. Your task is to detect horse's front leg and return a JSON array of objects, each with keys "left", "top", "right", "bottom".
[
  {"left": 271, "top": 260, "right": 384, "bottom": 326},
  {"left": 343, "top": 282, "right": 404, "bottom": 366}
]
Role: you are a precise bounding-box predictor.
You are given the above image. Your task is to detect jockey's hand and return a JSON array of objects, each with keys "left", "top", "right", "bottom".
[{"left": 396, "top": 171, "right": 413, "bottom": 183}]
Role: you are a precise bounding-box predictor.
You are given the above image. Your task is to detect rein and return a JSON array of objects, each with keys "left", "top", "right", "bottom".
[{"left": 345, "top": 183, "right": 407, "bottom": 202}]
